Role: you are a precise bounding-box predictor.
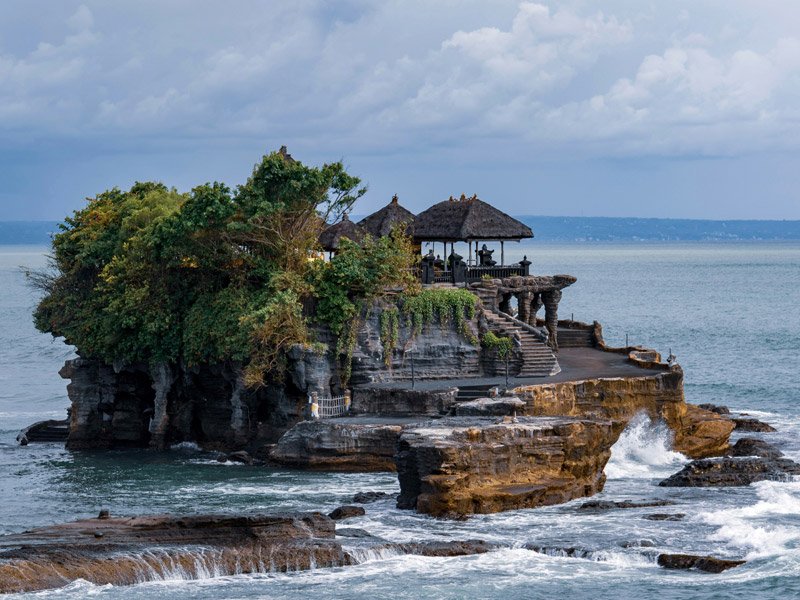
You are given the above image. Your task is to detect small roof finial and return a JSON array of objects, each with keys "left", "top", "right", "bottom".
[
  {"left": 391, "top": 194, "right": 398, "bottom": 204},
  {"left": 459, "top": 193, "right": 467, "bottom": 201}
]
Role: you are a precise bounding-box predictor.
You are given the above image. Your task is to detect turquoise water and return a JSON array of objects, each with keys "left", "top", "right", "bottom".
[{"left": 1, "top": 243, "right": 799, "bottom": 599}]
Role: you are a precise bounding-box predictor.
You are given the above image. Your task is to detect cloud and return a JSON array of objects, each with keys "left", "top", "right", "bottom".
[{"left": 0, "top": 0, "right": 799, "bottom": 160}]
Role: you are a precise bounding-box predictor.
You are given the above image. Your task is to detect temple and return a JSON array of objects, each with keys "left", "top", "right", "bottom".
[{"left": 322, "top": 192, "right": 573, "bottom": 351}]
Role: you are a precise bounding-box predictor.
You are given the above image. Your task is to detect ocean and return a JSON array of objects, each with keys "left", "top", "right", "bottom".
[{"left": 1, "top": 241, "right": 799, "bottom": 599}]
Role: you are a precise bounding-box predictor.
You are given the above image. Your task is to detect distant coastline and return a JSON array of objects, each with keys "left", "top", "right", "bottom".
[{"left": 3, "top": 216, "right": 800, "bottom": 245}]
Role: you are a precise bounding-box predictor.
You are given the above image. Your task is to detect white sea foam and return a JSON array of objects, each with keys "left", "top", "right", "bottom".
[
  {"left": 604, "top": 413, "right": 688, "bottom": 479},
  {"left": 169, "top": 441, "right": 203, "bottom": 452},
  {"left": 700, "top": 479, "right": 800, "bottom": 559}
]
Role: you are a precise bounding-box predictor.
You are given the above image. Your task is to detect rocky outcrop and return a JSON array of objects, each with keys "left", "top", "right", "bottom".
[
  {"left": 395, "top": 416, "right": 614, "bottom": 517},
  {"left": 0, "top": 511, "right": 497, "bottom": 594},
  {"left": 59, "top": 351, "right": 321, "bottom": 452},
  {"left": 328, "top": 506, "right": 366, "bottom": 520},
  {"left": 0, "top": 512, "right": 349, "bottom": 594},
  {"left": 657, "top": 553, "right": 746, "bottom": 573},
  {"left": 270, "top": 419, "right": 404, "bottom": 471},
  {"left": 731, "top": 417, "right": 776, "bottom": 432},
  {"left": 351, "top": 386, "right": 457, "bottom": 416},
  {"left": 512, "top": 369, "right": 733, "bottom": 458},
  {"left": 659, "top": 457, "right": 800, "bottom": 487},
  {"left": 726, "top": 437, "right": 783, "bottom": 458},
  {"left": 577, "top": 499, "right": 674, "bottom": 511}
]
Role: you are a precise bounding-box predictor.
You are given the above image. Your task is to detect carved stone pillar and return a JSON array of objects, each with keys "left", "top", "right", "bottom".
[
  {"left": 529, "top": 293, "right": 543, "bottom": 327},
  {"left": 543, "top": 289, "right": 562, "bottom": 351},
  {"left": 148, "top": 362, "right": 175, "bottom": 450},
  {"left": 517, "top": 291, "right": 531, "bottom": 323}
]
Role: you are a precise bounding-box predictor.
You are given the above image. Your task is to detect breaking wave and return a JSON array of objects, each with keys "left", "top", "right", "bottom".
[{"left": 605, "top": 413, "right": 687, "bottom": 479}]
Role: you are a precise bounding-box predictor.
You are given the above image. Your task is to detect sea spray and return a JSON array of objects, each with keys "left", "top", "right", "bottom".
[{"left": 605, "top": 413, "right": 687, "bottom": 479}]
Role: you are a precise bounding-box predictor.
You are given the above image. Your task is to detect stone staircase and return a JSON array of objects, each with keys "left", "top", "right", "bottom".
[
  {"left": 455, "top": 383, "right": 495, "bottom": 403},
  {"left": 483, "top": 311, "right": 560, "bottom": 377},
  {"left": 556, "top": 327, "right": 595, "bottom": 348}
]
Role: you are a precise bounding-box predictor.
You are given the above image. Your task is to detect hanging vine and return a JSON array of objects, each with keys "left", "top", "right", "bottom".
[
  {"left": 401, "top": 288, "right": 478, "bottom": 345},
  {"left": 379, "top": 306, "right": 400, "bottom": 367}
]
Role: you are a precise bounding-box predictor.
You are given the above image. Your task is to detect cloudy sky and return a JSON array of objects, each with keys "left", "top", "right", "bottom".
[{"left": 2, "top": 0, "right": 799, "bottom": 220}]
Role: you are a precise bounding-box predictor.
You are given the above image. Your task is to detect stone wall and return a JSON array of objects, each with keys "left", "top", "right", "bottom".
[
  {"left": 349, "top": 304, "right": 482, "bottom": 385},
  {"left": 351, "top": 387, "right": 457, "bottom": 417}
]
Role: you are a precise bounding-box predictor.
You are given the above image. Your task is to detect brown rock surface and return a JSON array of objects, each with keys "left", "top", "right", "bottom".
[
  {"left": 512, "top": 369, "right": 732, "bottom": 459},
  {"left": 0, "top": 512, "right": 349, "bottom": 594},
  {"left": 395, "top": 416, "right": 614, "bottom": 517}
]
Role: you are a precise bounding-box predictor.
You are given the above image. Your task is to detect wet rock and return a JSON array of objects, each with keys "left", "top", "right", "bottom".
[
  {"left": 726, "top": 437, "right": 782, "bottom": 459},
  {"left": 335, "top": 528, "right": 381, "bottom": 539},
  {"left": 397, "top": 540, "right": 494, "bottom": 557},
  {"left": 328, "top": 506, "right": 366, "bottom": 521},
  {"left": 620, "top": 539, "right": 656, "bottom": 548},
  {"left": 657, "top": 553, "right": 746, "bottom": 573},
  {"left": 97, "top": 509, "right": 110, "bottom": 520},
  {"left": 453, "top": 397, "right": 526, "bottom": 417},
  {"left": 226, "top": 451, "right": 253, "bottom": 465},
  {"left": 659, "top": 457, "right": 800, "bottom": 487},
  {"left": 644, "top": 513, "right": 685, "bottom": 521},
  {"left": 731, "top": 418, "right": 776, "bottom": 433},
  {"left": 396, "top": 416, "right": 614, "bottom": 517},
  {"left": 0, "top": 512, "right": 349, "bottom": 594},
  {"left": 352, "top": 491, "right": 392, "bottom": 504},
  {"left": 351, "top": 387, "right": 457, "bottom": 417},
  {"left": 578, "top": 499, "right": 674, "bottom": 511},
  {"left": 697, "top": 404, "right": 730, "bottom": 415}
]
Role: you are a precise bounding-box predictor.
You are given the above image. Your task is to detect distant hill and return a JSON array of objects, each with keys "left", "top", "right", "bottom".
[
  {"left": 3, "top": 217, "right": 800, "bottom": 245},
  {"left": 518, "top": 216, "right": 800, "bottom": 242},
  {"left": 0, "top": 222, "right": 59, "bottom": 245}
]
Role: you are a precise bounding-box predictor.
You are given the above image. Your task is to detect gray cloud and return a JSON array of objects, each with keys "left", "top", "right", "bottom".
[{"left": 1, "top": 1, "right": 799, "bottom": 219}]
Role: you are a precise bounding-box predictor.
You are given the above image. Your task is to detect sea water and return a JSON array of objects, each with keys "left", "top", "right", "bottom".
[{"left": 1, "top": 242, "right": 799, "bottom": 599}]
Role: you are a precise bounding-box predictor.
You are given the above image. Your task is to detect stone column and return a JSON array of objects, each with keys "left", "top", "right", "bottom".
[
  {"left": 543, "top": 290, "right": 562, "bottom": 351},
  {"left": 148, "top": 362, "right": 174, "bottom": 450},
  {"left": 529, "top": 293, "right": 543, "bottom": 327},
  {"left": 517, "top": 291, "right": 531, "bottom": 323}
]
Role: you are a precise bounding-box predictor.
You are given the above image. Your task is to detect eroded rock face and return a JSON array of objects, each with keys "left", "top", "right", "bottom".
[
  {"left": 395, "top": 416, "right": 614, "bottom": 517},
  {"left": 60, "top": 357, "right": 312, "bottom": 452},
  {"left": 512, "top": 370, "right": 733, "bottom": 459},
  {"left": 659, "top": 457, "right": 800, "bottom": 487},
  {"left": 270, "top": 420, "right": 403, "bottom": 471}
]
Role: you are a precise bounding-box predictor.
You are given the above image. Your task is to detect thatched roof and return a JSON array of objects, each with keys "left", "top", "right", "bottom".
[
  {"left": 358, "top": 195, "right": 416, "bottom": 238},
  {"left": 319, "top": 214, "right": 365, "bottom": 251},
  {"left": 413, "top": 194, "right": 533, "bottom": 242}
]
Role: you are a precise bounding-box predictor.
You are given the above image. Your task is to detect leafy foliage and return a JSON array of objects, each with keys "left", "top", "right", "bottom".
[
  {"left": 401, "top": 288, "right": 478, "bottom": 344},
  {"left": 32, "top": 149, "right": 371, "bottom": 386},
  {"left": 482, "top": 331, "right": 514, "bottom": 360}
]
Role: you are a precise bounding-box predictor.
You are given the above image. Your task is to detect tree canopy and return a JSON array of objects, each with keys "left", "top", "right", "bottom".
[{"left": 33, "top": 148, "right": 419, "bottom": 386}]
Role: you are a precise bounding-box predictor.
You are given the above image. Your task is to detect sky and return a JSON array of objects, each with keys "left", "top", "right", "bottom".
[{"left": 1, "top": 0, "right": 799, "bottom": 220}]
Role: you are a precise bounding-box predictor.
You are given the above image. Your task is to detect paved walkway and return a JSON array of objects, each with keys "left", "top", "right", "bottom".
[{"left": 356, "top": 347, "right": 666, "bottom": 391}]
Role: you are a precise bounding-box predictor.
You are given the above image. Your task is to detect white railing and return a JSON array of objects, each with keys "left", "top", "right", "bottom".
[{"left": 309, "top": 391, "right": 351, "bottom": 419}]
